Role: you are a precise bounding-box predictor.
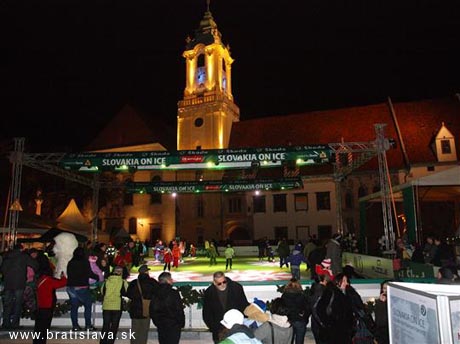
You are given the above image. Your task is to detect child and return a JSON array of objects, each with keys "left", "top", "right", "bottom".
[
  {"left": 224, "top": 244, "right": 235, "bottom": 270},
  {"left": 163, "top": 247, "right": 172, "bottom": 271},
  {"left": 267, "top": 244, "right": 275, "bottom": 262}
]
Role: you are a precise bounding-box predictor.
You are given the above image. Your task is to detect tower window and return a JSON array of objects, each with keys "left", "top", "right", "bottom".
[
  {"left": 197, "top": 54, "right": 205, "bottom": 67},
  {"left": 441, "top": 140, "right": 452, "bottom": 154},
  {"left": 194, "top": 118, "right": 204, "bottom": 127}
]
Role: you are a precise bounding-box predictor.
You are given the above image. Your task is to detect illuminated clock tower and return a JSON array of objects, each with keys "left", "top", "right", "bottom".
[{"left": 177, "top": 2, "right": 240, "bottom": 150}]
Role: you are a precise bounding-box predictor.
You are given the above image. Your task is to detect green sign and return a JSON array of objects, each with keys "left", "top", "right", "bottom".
[
  {"left": 59, "top": 145, "right": 332, "bottom": 172},
  {"left": 395, "top": 261, "right": 435, "bottom": 279},
  {"left": 125, "top": 178, "right": 303, "bottom": 193}
]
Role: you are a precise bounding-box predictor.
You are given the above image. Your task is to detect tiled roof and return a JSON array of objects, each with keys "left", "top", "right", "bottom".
[
  {"left": 229, "top": 96, "right": 460, "bottom": 170},
  {"left": 86, "top": 104, "right": 175, "bottom": 151}
]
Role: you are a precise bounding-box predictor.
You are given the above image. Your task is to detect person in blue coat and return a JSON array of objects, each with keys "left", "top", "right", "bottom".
[{"left": 286, "top": 244, "right": 308, "bottom": 280}]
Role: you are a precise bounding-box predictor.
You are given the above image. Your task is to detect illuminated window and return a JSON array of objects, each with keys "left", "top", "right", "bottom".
[
  {"left": 273, "top": 194, "right": 287, "bottom": 212},
  {"left": 316, "top": 192, "right": 330, "bottom": 210},
  {"left": 294, "top": 193, "right": 308, "bottom": 211},
  {"left": 253, "top": 196, "right": 266, "bottom": 213}
]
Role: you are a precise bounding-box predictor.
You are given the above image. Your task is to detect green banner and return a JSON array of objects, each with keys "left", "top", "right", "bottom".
[
  {"left": 59, "top": 145, "right": 332, "bottom": 172},
  {"left": 125, "top": 178, "right": 303, "bottom": 193},
  {"left": 395, "top": 261, "right": 435, "bottom": 279}
]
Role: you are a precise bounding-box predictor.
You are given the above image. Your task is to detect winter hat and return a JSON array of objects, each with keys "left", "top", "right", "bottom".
[
  {"left": 253, "top": 298, "right": 267, "bottom": 312},
  {"left": 294, "top": 243, "right": 302, "bottom": 251},
  {"left": 321, "top": 258, "right": 332, "bottom": 269},
  {"left": 221, "top": 309, "right": 244, "bottom": 329}
]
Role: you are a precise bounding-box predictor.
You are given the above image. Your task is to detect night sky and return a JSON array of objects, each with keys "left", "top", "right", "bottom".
[{"left": 2, "top": 0, "right": 460, "bottom": 151}]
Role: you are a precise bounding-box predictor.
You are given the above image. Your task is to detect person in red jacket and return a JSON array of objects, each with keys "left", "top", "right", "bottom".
[
  {"left": 163, "top": 247, "right": 172, "bottom": 272},
  {"left": 172, "top": 242, "right": 181, "bottom": 269},
  {"left": 33, "top": 252, "right": 67, "bottom": 344}
]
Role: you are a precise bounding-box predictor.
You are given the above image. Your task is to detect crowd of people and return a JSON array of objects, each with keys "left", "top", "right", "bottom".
[
  {"left": 0, "top": 231, "right": 459, "bottom": 344},
  {"left": 202, "top": 268, "right": 388, "bottom": 344}
]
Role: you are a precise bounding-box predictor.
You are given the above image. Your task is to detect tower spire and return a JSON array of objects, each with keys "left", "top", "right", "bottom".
[{"left": 206, "top": 0, "right": 210, "bottom": 12}]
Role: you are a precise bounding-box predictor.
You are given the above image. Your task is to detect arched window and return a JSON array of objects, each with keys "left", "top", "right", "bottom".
[
  {"left": 197, "top": 54, "right": 205, "bottom": 67},
  {"left": 151, "top": 175, "right": 162, "bottom": 204}
]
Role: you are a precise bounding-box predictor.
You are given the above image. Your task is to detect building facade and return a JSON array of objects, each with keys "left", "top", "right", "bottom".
[{"left": 83, "top": 7, "right": 460, "bottom": 250}]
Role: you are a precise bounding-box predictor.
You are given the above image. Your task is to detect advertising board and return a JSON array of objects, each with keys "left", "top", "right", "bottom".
[{"left": 388, "top": 284, "right": 439, "bottom": 343}]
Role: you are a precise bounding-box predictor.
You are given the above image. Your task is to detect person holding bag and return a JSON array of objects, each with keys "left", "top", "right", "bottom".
[{"left": 126, "top": 265, "right": 159, "bottom": 344}]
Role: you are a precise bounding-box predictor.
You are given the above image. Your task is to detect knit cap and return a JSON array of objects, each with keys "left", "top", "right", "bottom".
[{"left": 321, "top": 258, "right": 332, "bottom": 269}]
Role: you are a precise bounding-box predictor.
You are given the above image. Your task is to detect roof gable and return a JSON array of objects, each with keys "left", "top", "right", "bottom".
[{"left": 87, "top": 104, "right": 175, "bottom": 151}]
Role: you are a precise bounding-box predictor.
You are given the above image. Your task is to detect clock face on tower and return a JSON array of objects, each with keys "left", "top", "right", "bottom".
[{"left": 197, "top": 67, "right": 206, "bottom": 85}]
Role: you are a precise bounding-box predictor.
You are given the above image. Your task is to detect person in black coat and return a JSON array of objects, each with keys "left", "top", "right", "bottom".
[
  {"left": 311, "top": 273, "right": 354, "bottom": 344},
  {"left": 126, "top": 265, "right": 159, "bottom": 344},
  {"left": 336, "top": 273, "right": 375, "bottom": 344},
  {"left": 374, "top": 280, "right": 392, "bottom": 344},
  {"left": 67, "top": 247, "right": 99, "bottom": 331},
  {"left": 1, "top": 244, "right": 38, "bottom": 329},
  {"left": 202, "top": 271, "right": 250, "bottom": 343},
  {"left": 150, "top": 272, "right": 185, "bottom": 344},
  {"left": 281, "top": 278, "right": 310, "bottom": 344},
  {"left": 431, "top": 237, "right": 455, "bottom": 267}
]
